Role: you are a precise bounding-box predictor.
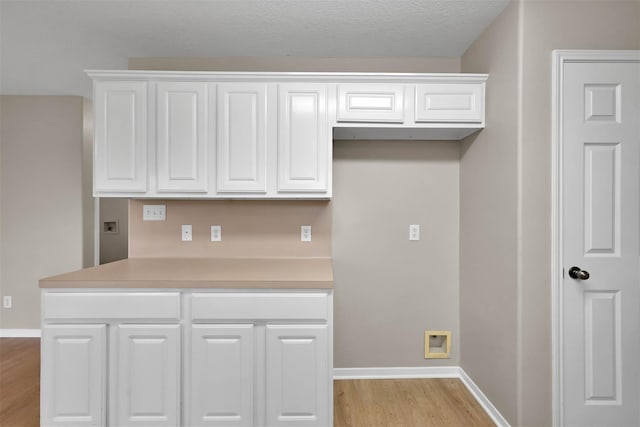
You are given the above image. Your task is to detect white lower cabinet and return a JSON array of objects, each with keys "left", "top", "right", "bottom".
[
  {"left": 266, "top": 325, "right": 329, "bottom": 427},
  {"left": 41, "top": 290, "right": 332, "bottom": 427},
  {"left": 41, "top": 324, "right": 107, "bottom": 427},
  {"left": 115, "top": 325, "right": 181, "bottom": 427},
  {"left": 189, "top": 324, "right": 255, "bottom": 426}
]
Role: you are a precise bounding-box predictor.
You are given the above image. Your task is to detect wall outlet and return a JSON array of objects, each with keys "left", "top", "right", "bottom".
[
  {"left": 211, "top": 225, "right": 222, "bottom": 242},
  {"left": 301, "top": 225, "right": 312, "bottom": 242},
  {"left": 143, "top": 204, "right": 166, "bottom": 221},
  {"left": 409, "top": 224, "right": 420, "bottom": 241},
  {"left": 181, "top": 225, "right": 193, "bottom": 241},
  {"left": 3, "top": 296, "right": 12, "bottom": 309}
]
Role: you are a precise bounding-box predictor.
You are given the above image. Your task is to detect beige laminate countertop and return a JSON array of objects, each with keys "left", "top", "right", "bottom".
[{"left": 39, "top": 257, "right": 334, "bottom": 289}]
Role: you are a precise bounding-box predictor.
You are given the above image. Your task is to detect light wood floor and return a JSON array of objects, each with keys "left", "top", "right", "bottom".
[{"left": 0, "top": 338, "right": 494, "bottom": 426}]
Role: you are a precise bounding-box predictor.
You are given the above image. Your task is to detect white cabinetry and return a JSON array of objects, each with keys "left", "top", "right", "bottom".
[
  {"left": 156, "top": 82, "right": 209, "bottom": 193},
  {"left": 278, "top": 84, "right": 329, "bottom": 193},
  {"left": 41, "top": 324, "right": 107, "bottom": 427},
  {"left": 190, "top": 324, "right": 255, "bottom": 426},
  {"left": 266, "top": 325, "right": 329, "bottom": 426},
  {"left": 336, "top": 84, "right": 404, "bottom": 123},
  {"left": 217, "top": 83, "right": 267, "bottom": 193},
  {"left": 415, "top": 83, "right": 483, "bottom": 123},
  {"left": 115, "top": 324, "right": 181, "bottom": 427},
  {"left": 94, "top": 81, "right": 147, "bottom": 193},
  {"left": 42, "top": 289, "right": 333, "bottom": 427},
  {"left": 88, "top": 70, "right": 488, "bottom": 199}
]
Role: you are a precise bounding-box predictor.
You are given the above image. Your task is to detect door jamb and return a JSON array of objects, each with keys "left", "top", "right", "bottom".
[{"left": 551, "top": 49, "right": 640, "bottom": 427}]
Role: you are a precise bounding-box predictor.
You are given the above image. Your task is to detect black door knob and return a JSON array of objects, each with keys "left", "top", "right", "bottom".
[{"left": 569, "top": 266, "right": 590, "bottom": 280}]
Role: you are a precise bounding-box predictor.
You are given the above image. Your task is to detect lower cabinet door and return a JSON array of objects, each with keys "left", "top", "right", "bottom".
[
  {"left": 189, "top": 324, "right": 254, "bottom": 426},
  {"left": 115, "top": 324, "right": 180, "bottom": 427},
  {"left": 265, "top": 324, "right": 329, "bottom": 426},
  {"left": 41, "top": 324, "right": 107, "bottom": 427}
]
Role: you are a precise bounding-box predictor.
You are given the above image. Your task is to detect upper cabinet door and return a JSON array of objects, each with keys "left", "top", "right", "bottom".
[
  {"left": 415, "top": 83, "right": 484, "bottom": 123},
  {"left": 157, "top": 82, "right": 208, "bottom": 193},
  {"left": 337, "top": 84, "right": 405, "bottom": 123},
  {"left": 278, "top": 83, "right": 329, "bottom": 193},
  {"left": 94, "top": 81, "right": 147, "bottom": 194},
  {"left": 217, "top": 83, "right": 267, "bottom": 193}
]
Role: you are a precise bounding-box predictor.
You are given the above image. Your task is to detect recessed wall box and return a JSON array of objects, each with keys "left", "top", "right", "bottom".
[
  {"left": 103, "top": 220, "right": 119, "bottom": 234},
  {"left": 424, "top": 330, "right": 451, "bottom": 359}
]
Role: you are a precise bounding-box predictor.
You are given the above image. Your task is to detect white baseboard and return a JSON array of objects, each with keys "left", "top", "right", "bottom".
[
  {"left": 334, "top": 366, "right": 510, "bottom": 427},
  {"left": 458, "top": 367, "right": 511, "bottom": 427},
  {"left": 0, "top": 329, "right": 41, "bottom": 338},
  {"left": 333, "top": 366, "right": 460, "bottom": 380}
]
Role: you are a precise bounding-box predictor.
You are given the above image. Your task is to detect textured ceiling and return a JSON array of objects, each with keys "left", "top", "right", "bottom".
[{"left": 0, "top": 0, "right": 508, "bottom": 96}]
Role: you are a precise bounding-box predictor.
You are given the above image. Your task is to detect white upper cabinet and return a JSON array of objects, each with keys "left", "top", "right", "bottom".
[
  {"left": 94, "top": 81, "right": 147, "bottom": 194},
  {"left": 88, "top": 71, "right": 487, "bottom": 199},
  {"left": 278, "top": 83, "right": 329, "bottom": 193},
  {"left": 217, "top": 83, "right": 267, "bottom": 193},
  {"left": 156, "top": 82, "right": 209, "bottom": 193},
  {"left": 337, "top": 84, "right": 405, "bottom": 123},
  {"left": 415, "top": 83, "right": 484, "bottom": 123}
]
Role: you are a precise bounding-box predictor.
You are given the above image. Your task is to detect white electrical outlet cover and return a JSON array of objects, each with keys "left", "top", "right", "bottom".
[
  {"left": 181, "top": 225, "right": 193, "bottom": 241},
  {"left": 143, "top": 204, "right": 166, "bottom": 221},
  {"left": 409, "top": 224, "right": 420, "bottom": 241},
  {"left": 301, "top": 225, "right": 312, "bottom": 242},
  {"left": 211, "top": 225, "right": 222, "bottom": 242}
]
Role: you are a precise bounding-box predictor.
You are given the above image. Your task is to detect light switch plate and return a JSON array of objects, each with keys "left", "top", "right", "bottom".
[
  {"left": 409, "top": 224, "right": 420, "bottom": 241},
  {"left": 301, "top": 225, "right": 312, "bottom": 242},
  {"left": 181, "top": 225, "right": 192, "bottom": 241},
  {"left": 143, "top": 204, "right": 166, "bottom": 221},
  {"left": 3, "top": 296, "right": 12, "bottom": 309},
  {"left": 211, "top": 225, "right": 222, "bottom": 242}
]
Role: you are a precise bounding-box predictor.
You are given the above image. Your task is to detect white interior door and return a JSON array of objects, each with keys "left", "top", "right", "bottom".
[{"left": 562, "top": 58, "right": 640, "bottom": 426}]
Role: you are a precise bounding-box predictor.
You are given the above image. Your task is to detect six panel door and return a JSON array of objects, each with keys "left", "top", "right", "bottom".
[
  {"left": 189, "top": 324, "right": 254, "bottom": 426},
  {"left": 157, "top": 81, "right": 208, "bottom": 193},
  {"left": 115, "top": 324, "right": 181, "bottom": 426},
  {"left": 265, "top": 324, "right": 329, "bottom": 426},
  {"left": 41, "top": 324, "right": 107, "bottom": 426},
  {"left": 277, "top": 83, "right": 329, "bottom": 193},
  {"left": 217, "top": 83, "right": 267, "bottom": 193},
  {"left": 94, "top": 81, "right": 148, "bottom": 194}
]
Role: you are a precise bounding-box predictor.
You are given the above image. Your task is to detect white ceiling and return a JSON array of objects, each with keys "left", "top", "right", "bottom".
[{"left": 0, "top": 0, "right": 508, "bottom": 97}]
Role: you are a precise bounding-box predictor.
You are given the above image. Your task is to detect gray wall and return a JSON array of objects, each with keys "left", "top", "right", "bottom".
[
  {"left": 0, "top": 96, "right": 94, "bottom": 329},
  {"left": 333, "top": 140, "right": 460, "bottom": 367},
  {"left": 461, "top": 1, "right": 640, "bottom": 425}
]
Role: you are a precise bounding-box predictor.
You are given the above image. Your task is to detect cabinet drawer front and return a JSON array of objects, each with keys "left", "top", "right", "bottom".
[
  {"left": 43, "top": 292, "right": 180, "bottom": 320},
  {"left": 191, "top": 293, "right": 328, "bottom": 321},
  {"left": 415, "top": 83, "right": 483, "bottom": 123},
  {"left": 337, "top": 84, "right": 404, "bottom": 123}
]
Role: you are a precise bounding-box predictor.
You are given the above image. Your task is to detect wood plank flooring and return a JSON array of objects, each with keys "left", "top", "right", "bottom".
[
  {"left": 0, "top": 338, "right": 494, "bottom": 426},
  {"left": 0, "top": 338, "right": 40, "bottom": 427},
  {"left": 334, "top": 378, "right": 495, "bottom": 427}
]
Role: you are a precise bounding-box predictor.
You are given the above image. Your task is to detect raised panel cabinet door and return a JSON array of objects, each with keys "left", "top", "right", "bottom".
[
  {"left": 115, "top": 324, "right": 180, "bottom": 427},
  {"left": 337, "top": 84, "right": 405, "bottom": 123},
  {"left": 265, "top": 324, "right": 329, "bottom": 426},
  {"left": 94, "top": 81, "right": 147, "bottom": 193},
  {"left": 41, "top": 324, "right": 107, "bottom": 427},
  {"left": 217, "top": 83, "right": 267, "bottom": 193},
  {"left": 189, "top": 324, "right": 254, "bottom": 426},
  {"left": 415, "top": 83, "right": 483, "bottom": 123},
  {"left": 157, "top": 81, "right": 208, "bottom": 192},
  {"left": 277, "top": 83, "right": 329, "bottom": 193}
]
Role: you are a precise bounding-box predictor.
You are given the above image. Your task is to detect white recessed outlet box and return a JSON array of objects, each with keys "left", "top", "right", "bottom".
[
  {"left": 301, "top": 225, "right": 312, "bottom": 242},
  {"left": 211, "top": 225, "right": 222, "bottom": 242},
  {"left": 409, "top": 224, "right": 420, "bottom": 241},
  {"left": 143, "top": 204, "right": 166, "bottom": 221},
  {"left": 181, "top": 225, "right": 193, "bottom": 242},
  {"left": 3, "top": 296, "right": 12, "bottom": 309}
]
